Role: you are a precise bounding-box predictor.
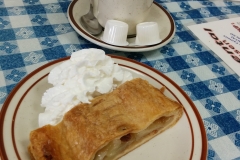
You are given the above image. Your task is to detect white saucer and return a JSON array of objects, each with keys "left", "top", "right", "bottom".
[{"left": 67, "top": 0, "right": 175, "bottom": 52}]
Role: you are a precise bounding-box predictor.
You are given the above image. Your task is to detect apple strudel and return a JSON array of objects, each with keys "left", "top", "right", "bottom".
[{"left": 28, "top": 78, "right": 183, "bottom": 160}]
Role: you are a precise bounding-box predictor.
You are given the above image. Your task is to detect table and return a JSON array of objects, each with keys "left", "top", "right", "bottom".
[{"left": 0, "top": 0, "right": 240, "bottom": 159}]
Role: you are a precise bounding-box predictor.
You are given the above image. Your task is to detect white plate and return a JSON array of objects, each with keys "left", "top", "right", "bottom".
[
  {"left": 0, "top": 56, "right": 207, "bottom": 160},
  {"left": 67, "top": 0, "right": 175, "bottom": 52}
]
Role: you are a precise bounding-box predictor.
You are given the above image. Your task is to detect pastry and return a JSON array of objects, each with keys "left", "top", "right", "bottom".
[{"left": 28, "top": 78, "right": 183, "bottom": 160}]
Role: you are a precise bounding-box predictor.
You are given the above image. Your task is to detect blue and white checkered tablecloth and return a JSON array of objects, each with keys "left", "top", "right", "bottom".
[{"left": 0, "top": 0, "right": 240, "bottom": 159}]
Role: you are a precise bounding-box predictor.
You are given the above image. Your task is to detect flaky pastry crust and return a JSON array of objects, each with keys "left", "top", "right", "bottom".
[{"left": 28, "top": 78, "right": 183, "bottom": 160}]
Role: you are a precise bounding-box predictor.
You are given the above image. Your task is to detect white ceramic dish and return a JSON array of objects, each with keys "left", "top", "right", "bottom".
[
  {"left": 0, "top": 55, "right": 207, "bottom": 160},
  {"left": 67, "top": 0, "right": 175, "bottom": 52}
]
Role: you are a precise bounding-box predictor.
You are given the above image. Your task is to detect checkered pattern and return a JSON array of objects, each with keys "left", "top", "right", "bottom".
[{"left": 0, "top": 0, "right": 240, "bottom": 159}]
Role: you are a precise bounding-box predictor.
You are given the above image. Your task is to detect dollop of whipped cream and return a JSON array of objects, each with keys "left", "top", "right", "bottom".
[{"left": 39, "top": 48, "right": 133, "bottom": 127}]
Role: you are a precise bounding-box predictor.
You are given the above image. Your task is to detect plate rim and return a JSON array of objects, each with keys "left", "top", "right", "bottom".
[
  {"left": 0, "top": 55, "right": 207, "bottom": 160},
  {"left": 67, "top": 0, "right": 176, "bottom": 52}
]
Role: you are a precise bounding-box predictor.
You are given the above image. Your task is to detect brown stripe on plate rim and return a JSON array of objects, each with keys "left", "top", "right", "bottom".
[
  {"left": 68, "top": 0, "right": 175, "bottom": 48},
  {"left": 0, "top": 55, "right": 207, "bottom": 160}
]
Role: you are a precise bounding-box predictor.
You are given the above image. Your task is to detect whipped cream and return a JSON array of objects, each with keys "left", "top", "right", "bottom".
[{"left": 39, "top": 48, "right": 133, "bottom": 127}]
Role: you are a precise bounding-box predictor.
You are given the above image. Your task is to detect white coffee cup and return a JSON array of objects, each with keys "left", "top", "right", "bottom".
[{"left": 91, "top": 0, "right": 153, "bottom": 36}]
